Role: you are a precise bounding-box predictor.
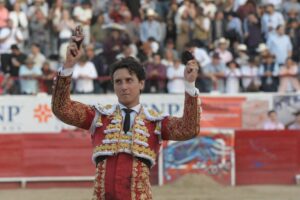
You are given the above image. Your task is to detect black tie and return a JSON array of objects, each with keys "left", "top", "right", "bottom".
[{"left": 123, "top": 108, "right": 133, "bottom": 133}]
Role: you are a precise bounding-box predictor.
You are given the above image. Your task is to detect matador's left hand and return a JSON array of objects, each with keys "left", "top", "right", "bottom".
[{"left": 184, "top": 59, "right": 199, "bottom": 83}]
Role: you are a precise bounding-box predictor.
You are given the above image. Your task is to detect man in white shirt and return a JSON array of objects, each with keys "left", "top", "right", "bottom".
[
  {"left": 167, "top": 59, "right": 185, "bottom": 94},
  {"left": 261, "top": 3, "right": 285, "bottom": 39},
  {"left": 186, "top": 42, "right": 211, "bottom": 68},
  {"left": 72, "top": 54, "right": 98, "bottom": 93},
  {"left": 263, "top": 110, "right": 285, "bottom": 130},
  {"left": 29, "top": 43, "right": 46, "bottom": 69},
  {"left": 73, "top": 1, "right": 92, "bottom": 44},
  {"left": 0, "top": 19, "right": 24, "bottom": 54},
  {"left": 267, "top": 25, "right": 292, "bottom": 65}
]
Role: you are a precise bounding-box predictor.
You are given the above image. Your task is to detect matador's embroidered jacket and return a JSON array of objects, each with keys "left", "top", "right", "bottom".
[{"left": 52, "top": 75, "right": 202, "bottom": 200}]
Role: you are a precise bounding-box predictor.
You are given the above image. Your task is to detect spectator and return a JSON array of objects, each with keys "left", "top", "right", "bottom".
[
  {"left": 29, "top": 8, "right": 49, "bottom": 55},
  {"left": 165, "top": 2, "right": 178, "bottom": 44},
  {"left": 225, "top": 12, "right": 243, "bottom": 45},
  {"left": 214, "top": 38, "right": 233, "bottom": 64},
  {"left": 145, "top": 54, "right": 167, "bottom": 93},
  {"left": 0, "top": 0, "right": 9, "bottom": 29},
  {"left": 140, "top": 9, "right": 162, "bottom": 43},
  {"left": 200, "top": 0, "right": 217, "bottom": 19},
  {"left": 278, "top": 58, "right": 300, "bottom": 93},
  {"left": 236, "top": 0, "right": 257, "bottom": 20},
  {"left": 19, "top": 57, "right": 42, "bottom": 95},
  {"left": 225, "top": 60, "right": 241, "bottom": 93},
  {"left": 286, "top": 19, "right": 300, "bottom": 62},
  {"left": 73, "top": 0, "right": 92, "bottom": 45},
  {"left": 243, "top": 13, "right": 263, "bottom": 56},
  {"left": 175, "top": 9, "right": 191, "bottom": 53},
  {"left": 29, "top": 43, "right": 46, "bottom": 69},
  {"left": 5, "top": 44, "right": 28, "bottom": 94},
  {"left": 0, "top": 19, "right": 24, "bottom": 54},
  {"left": 166, "top": 59, "right": 185, "bottom": 94},
  {"left": 27, "top": 0, "right": 49, "bottom": 20},
  {"left": 202, "top": 53, "right": 226, "bottom": 93},
  {"left": 9, "top": 1, "right": 28, "bottom": 45},
  {"left": 137, "top": 41, "right": 153, "bottom": 63},
  {"left": 116, "top": 44, "right": 135, "bottom": 60},
  {"left": 185, "top": 42, "right": 211, "bottom": 68},
  {"left": 288, "top": 111, "right": 300, "bottom": 130},
  {"left": 0, "top": 19, "right": 24, "bottom": 77},
  {"left": 85, "top": 44, "right": 108, "bottom": 93},
  {"left": 211, "top": 11, "right": 227, "bottom": 44},
  {"left": 121, "top": 10, "right": 140, "bottom": 44},
  {"left": 48, "top": 0, "right": 64, "bottom": 55},
  {"left": 235, "top": 44, "right": 249, "bottom": 66},
  {"left": 40, "top": 61, "right": 56, "bottom": 94},
  {"left": 256, "top": 43, "right": 270, "bottom": 61},
  {"left": 164, "top": 39, "right": 179, "bottom": 62},
  {"left": 263, "top": 110, "right": 285, "bottom": 130},
  {"left": 72, "top": 54, "right": 98, "bottom": 94},
  {"left": 192, "top": 7, "right": 210, "bottom": 47},
  {"left": 267, "top": 25, "right": 292, "bottom": 65},
  {"left": 282, "top": 0, "right": 300, "bottom": 19},
  {"left": 57, "top": 9, "right": 76, "bottom": 50},
  {"left": 103, "top": 24, "right": 128, "bottom": 65},
  {"left": 240, "top": 57, "right": 261, "bottom": 92},
  {"left": 261, "top": 3, "right": 285, "bottom": 39},
  {"left": 123, "top": 0, "right": 140, "bottom": 19},
  {"left": 259, "top": 53, "right": 280, "bottom": 92},
  {"left": 91, "top": 13, "right": 107, "bottom": 49},
  {"left": 161, "top": 48, "right": 176, "bottom": 68},
  {"left": 9, "top": 44, "right": 27, "bottom": 77}
]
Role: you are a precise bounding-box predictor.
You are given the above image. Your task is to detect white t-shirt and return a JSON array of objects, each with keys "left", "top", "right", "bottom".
[
  {"left": 167, "top": 64, "right": 185, "bottom": 94},
  {"left": 73, "top": 6, "right": 92, "bottom": 23},
  {"left": 29, "top": 53, "right": 46, "bottom": 69},
  {"left": 0, "top": 27, "right": 24, "bottom": 54},
  {"left": 240, "top": 65, "right": 260, "bottom": 89},
  {"left": 72, "top": 61, "right": 98, "bottom": 93},
  {"left": 263, "top": 120, "right": 284, "bottom": 130},
  {"left": 225, "top": 68, "right": 241, "bottom": 93}
]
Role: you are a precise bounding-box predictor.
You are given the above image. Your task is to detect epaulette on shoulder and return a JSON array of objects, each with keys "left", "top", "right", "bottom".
[
  {"left": 94, "top": 104, "right": 117, "bottom": 115},
  {"left": 143, "top": 107, "right": 168, "bottom": 121}
]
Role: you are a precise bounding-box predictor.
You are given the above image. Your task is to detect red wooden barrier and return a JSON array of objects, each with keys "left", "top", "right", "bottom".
[
  {"left": 0, "top": 130, "right": 158, "bottom": 188},
  {"left": 235, "top": 130, "right": 300, "bottom": 185}
]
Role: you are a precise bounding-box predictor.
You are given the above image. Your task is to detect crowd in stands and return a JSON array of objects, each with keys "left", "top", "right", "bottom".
[{"left": 1, "top": 0, "right": 300, "bottom": 95}]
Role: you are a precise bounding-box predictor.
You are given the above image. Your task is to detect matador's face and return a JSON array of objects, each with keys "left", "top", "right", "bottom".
[{"left": 113, "top": 68, "right": 144, "bottom": 108}]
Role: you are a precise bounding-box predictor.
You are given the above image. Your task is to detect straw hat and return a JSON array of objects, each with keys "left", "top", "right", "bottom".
[
  {"left": 237, "top": 44, "right": 247, "bottom": 51},
  {"left": 256, "top": 43, "right": 268, "bottom": 53},
  {"left": 215, "top": 37, "right": 230, "bottom": 47},
  {"left": 147, "top": 9, "right": 157, "bottom": 17}
]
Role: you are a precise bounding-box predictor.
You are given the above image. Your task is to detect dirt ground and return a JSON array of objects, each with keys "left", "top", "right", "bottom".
[{"left": 0, "top": 174, "right": 299, "bottom": 200}]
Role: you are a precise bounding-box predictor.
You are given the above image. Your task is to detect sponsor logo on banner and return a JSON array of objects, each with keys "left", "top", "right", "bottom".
[
  {"left": 0, "top": 105, "right": 22, "bottom": 132},
  {"left": 34, "top": 104, "right": 52, "bottom": 123}
]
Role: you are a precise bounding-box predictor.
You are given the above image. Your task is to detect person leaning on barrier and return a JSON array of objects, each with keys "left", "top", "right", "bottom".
[{"left": 51, "top": 26, "right": 202, "bottom": 200}]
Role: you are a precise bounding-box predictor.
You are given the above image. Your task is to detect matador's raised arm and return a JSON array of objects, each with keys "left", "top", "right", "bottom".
[
  {"left": 161, "top": 91, "right": 201, "bottom": 141},
  {"left": 51, "top": 75, "right": 95, "bottom": 130}
]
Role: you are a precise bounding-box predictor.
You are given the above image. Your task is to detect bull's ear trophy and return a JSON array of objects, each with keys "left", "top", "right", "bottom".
[{"left": 71, "top": 25, "right": 84, "bottom": 57}]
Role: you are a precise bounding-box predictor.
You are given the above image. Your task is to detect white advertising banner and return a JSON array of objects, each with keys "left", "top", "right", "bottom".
[{"left": 0, "top": 94, "right": 185, "bottom": 134}]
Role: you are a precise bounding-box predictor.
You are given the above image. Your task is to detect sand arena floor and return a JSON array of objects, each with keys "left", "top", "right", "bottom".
[{"left": 0, "top": 174, "right": 299, "bottom": 200}]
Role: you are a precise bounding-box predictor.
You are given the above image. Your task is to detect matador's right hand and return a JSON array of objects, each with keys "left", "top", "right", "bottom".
[{"left": 64, "top": 25, "right": 84, "bottom": 68}]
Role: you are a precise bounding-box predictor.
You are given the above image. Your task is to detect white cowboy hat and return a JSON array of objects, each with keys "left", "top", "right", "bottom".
[
  {"left": 215, "top": 37, "right": 230, "bottom": 47},
  {"left": 256, "top": 43, "right": 268, "bottom": 53},
  {"left": 237, "top": 44, "right": 247, "bottom": 51},
  {"left": 147, "top": 9, "right": 157, "bottom": 17}
]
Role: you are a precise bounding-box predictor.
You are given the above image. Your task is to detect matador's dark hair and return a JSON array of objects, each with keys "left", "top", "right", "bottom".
[{"left": 110, "top": 57, "right": 146, "bottom": 81}]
